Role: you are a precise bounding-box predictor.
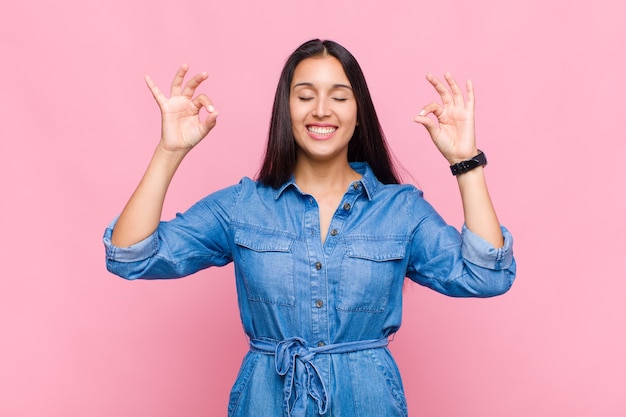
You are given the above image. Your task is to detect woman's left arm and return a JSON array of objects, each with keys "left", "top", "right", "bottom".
[{"left": 413, "top": 72, "right": 503, "bottom": 248}]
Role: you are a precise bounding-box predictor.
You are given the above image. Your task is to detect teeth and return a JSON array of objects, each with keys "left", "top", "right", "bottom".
[{"left": 308, "top": 126, "right": 336, "bottom": 135}]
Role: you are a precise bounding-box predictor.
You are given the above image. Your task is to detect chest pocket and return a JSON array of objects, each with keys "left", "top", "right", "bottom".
[
  {"left": 234, "top": 227, "right": 296, "bottom": 306},
  {"left": 338, "top": 238, "right": 406, "bottom": 313}
]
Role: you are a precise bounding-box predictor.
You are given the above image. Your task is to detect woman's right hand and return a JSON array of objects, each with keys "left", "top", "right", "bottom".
[{"left": 145, "top": 64, "right": 218, "bottom": 152}]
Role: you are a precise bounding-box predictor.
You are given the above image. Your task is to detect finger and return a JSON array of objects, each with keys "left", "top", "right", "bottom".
[
  {"left": 413, "top": 104, "right": 440, "bottom": 135},
  {"left": 192, "top": 93, "right": 216, "bottom": 114},
  {"left": 413, "top": 117, "right": 438, "bottom": 143},
  {"left": 193, "top": 94, "right": 219, "bottom": 133},
  {"left": 426, "top": 73, "right": 453, "bottom": 106},
  {"left": 444, "top": 72, "right": 464, "bottom": 106},
  {"left": 182, "top": 72, "right": 209, "bottom": 99},
  {"left": 412, "top": 114, "right": 436, "bottom": 133},
  {"left": 466, "top": 79, "right": 475, "bottom": 110},
  {"left": 418, "top": 102, "right": 444, "bottom": 119},
  {"left": 201, "top": 110, "right": 218, "bottom": 133},
  {"left": 170, "top": 64, "right": 189, "bottom": 96},
  {"left": 145, "top": 75, "right": 167, "bottom": 108}
]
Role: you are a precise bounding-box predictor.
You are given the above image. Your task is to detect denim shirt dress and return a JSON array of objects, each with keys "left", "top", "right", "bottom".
[{"left": 103, "top": 162, "right": 516, "bottom": 417}]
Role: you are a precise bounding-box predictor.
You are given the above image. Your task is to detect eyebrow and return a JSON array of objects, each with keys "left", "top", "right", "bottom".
[{"left": 292, "top": 82, "right": 353, "bottom": 90}]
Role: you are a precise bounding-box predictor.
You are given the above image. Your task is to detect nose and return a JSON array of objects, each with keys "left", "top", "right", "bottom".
[{"left": 312, "top": 98, "right": 331, "bottom": 118}]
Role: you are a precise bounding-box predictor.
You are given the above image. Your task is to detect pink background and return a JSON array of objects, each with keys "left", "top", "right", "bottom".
[{"left": 1, "top": 0, "right": 625, "bottom": 416}]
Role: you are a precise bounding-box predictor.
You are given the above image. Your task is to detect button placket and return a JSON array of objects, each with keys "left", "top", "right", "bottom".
[{"left": 302, "top": 192, "right": 325, "bottom": 344}]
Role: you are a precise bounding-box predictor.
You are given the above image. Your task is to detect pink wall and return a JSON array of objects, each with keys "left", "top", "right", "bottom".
[{"left": 1, "top": 1, "right": 624, "bottom": 416}]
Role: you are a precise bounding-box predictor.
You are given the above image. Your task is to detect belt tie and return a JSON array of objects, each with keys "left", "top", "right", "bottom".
[{"left": 249, "top": 336, "right": 389, "bottom": 417}]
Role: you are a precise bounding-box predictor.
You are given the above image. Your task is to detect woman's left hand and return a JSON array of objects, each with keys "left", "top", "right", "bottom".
[{"left": 413, "top": 72, "right": 478, "bottom": 164}]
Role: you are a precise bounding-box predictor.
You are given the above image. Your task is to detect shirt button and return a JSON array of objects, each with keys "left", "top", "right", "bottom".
[
  {"left": 353, "top": 183, "right": 360, "bottom": 190},
  {"left": 315, "top": 299, "right": 324, "bottom": 308},
  {"left": 343, "top": 202, "right": 351, "bottom": 211},
  {"left": 315, "top": 262, "right": 322, "bottom": 270},
  {"left": 330, "top": 229, "right": 338, "bottom": 236},
  {"left": 317, "top": 341, "right": 326, "bottom": 347}
]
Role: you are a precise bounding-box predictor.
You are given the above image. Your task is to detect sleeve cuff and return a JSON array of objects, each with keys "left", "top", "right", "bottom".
[
  {"left": 460, "top": 225, "right": 514, "bottom": 270},
  {"left": 103, "top": 216, "right": 159, "bottom": 262}
]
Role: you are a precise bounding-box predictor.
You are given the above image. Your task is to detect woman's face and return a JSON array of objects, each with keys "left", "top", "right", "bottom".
[{"left": 289, "top": 56, "right": 358, "bottom": 165}]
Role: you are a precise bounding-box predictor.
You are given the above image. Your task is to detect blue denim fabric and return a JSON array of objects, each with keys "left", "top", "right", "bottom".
[
  {"left": 250, "top": 336, "right": 390, "bottom": 417},
  {"left": 104, "top": 162, "right": 516, "bottom": 417}
]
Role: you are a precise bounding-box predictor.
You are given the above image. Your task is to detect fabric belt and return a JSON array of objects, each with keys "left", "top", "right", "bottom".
[{"left": 249, "top": 336, "right": 389, "bottom": 417}]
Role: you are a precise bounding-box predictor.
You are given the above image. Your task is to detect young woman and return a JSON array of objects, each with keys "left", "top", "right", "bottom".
[{"left": 104, "top": 39, "right": 516, "bottom": 417}]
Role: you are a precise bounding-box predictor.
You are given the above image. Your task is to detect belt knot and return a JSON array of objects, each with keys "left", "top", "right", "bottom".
[{"left": 250, "top": 336, "right": 389, "bottom": 417}]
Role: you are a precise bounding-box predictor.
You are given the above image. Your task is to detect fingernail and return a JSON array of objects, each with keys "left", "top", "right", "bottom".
[
  {"left": 419, "top": 110, "right": 425, "bottom": 116},
  {"left": 208, "top": 105, "right": 215, "bottom": 113}
]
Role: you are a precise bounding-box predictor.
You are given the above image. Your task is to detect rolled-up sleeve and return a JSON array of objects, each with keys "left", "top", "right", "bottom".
[
  {"left": 103, "top": 217, "right": 159, "bottom": 263},
  {"left": 103, "top": 184, "right": 239, "bottom": 280},
  {"left": 406, "top": 200, "right": 516, "bottom": 297},
  {"left": 460, "top": 224, "right": 514, "bottom": 271}
]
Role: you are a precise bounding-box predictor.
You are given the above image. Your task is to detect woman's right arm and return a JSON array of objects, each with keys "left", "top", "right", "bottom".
[{"left": 111, "top": 64, "right": 218, "bottom": 248}]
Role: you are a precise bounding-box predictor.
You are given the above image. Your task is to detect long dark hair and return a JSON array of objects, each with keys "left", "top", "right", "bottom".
[{"left": 257, "top": 39, "right": 400, "bottom": 188}]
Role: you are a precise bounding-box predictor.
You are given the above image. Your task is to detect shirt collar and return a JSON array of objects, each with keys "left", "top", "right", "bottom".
[{"left": 273, "top": 162, "right": 380, "bottom": 201}]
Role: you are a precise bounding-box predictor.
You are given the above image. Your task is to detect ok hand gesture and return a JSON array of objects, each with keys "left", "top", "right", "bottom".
[
  {"left": 413, "top": 73, "right": 477, "bottom": 165},
  {"left": 145, "top": 64, "right": 218, "bottom": 152}
]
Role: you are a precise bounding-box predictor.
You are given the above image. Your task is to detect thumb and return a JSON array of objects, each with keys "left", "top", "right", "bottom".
[
  {"left": 413, "top": 109, "right": 437, "bottom": 137},
  {"left": 194, "top": 95, "right": 219, "bottom": 135},
  {"left": 200, "top": 110, "right": 219, "bottom": 135}
]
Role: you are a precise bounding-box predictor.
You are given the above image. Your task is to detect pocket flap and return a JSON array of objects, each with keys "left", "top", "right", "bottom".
[
  {"left": 346, "top": 238, "right": 406, "bottom": 262},
  {"left": 234, "top": 227, "right": 294, "bottom": 252}
]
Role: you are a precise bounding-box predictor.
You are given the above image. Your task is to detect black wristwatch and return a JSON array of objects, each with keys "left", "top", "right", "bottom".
[{"left": 449, "top": 150, "right": 487, "bottom": 176}]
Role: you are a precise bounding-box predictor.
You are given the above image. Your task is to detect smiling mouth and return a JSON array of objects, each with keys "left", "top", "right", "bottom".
[{"left": 307, "top": 125, "right": 337, "bottom": 135}]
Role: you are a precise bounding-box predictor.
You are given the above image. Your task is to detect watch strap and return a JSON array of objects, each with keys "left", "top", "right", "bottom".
[{"left": 449, "top": 150, "right": 487, "bottom": 176}]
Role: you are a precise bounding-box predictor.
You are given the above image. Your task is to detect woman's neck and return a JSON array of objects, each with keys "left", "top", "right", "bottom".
[{"left": 294, "top": 158, "right": 361, "bottom": 197}]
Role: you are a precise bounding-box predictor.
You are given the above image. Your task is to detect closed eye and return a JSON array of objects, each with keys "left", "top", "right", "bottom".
[{"left": 298, "top": 96, "right": 314, "bottom": 101}]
